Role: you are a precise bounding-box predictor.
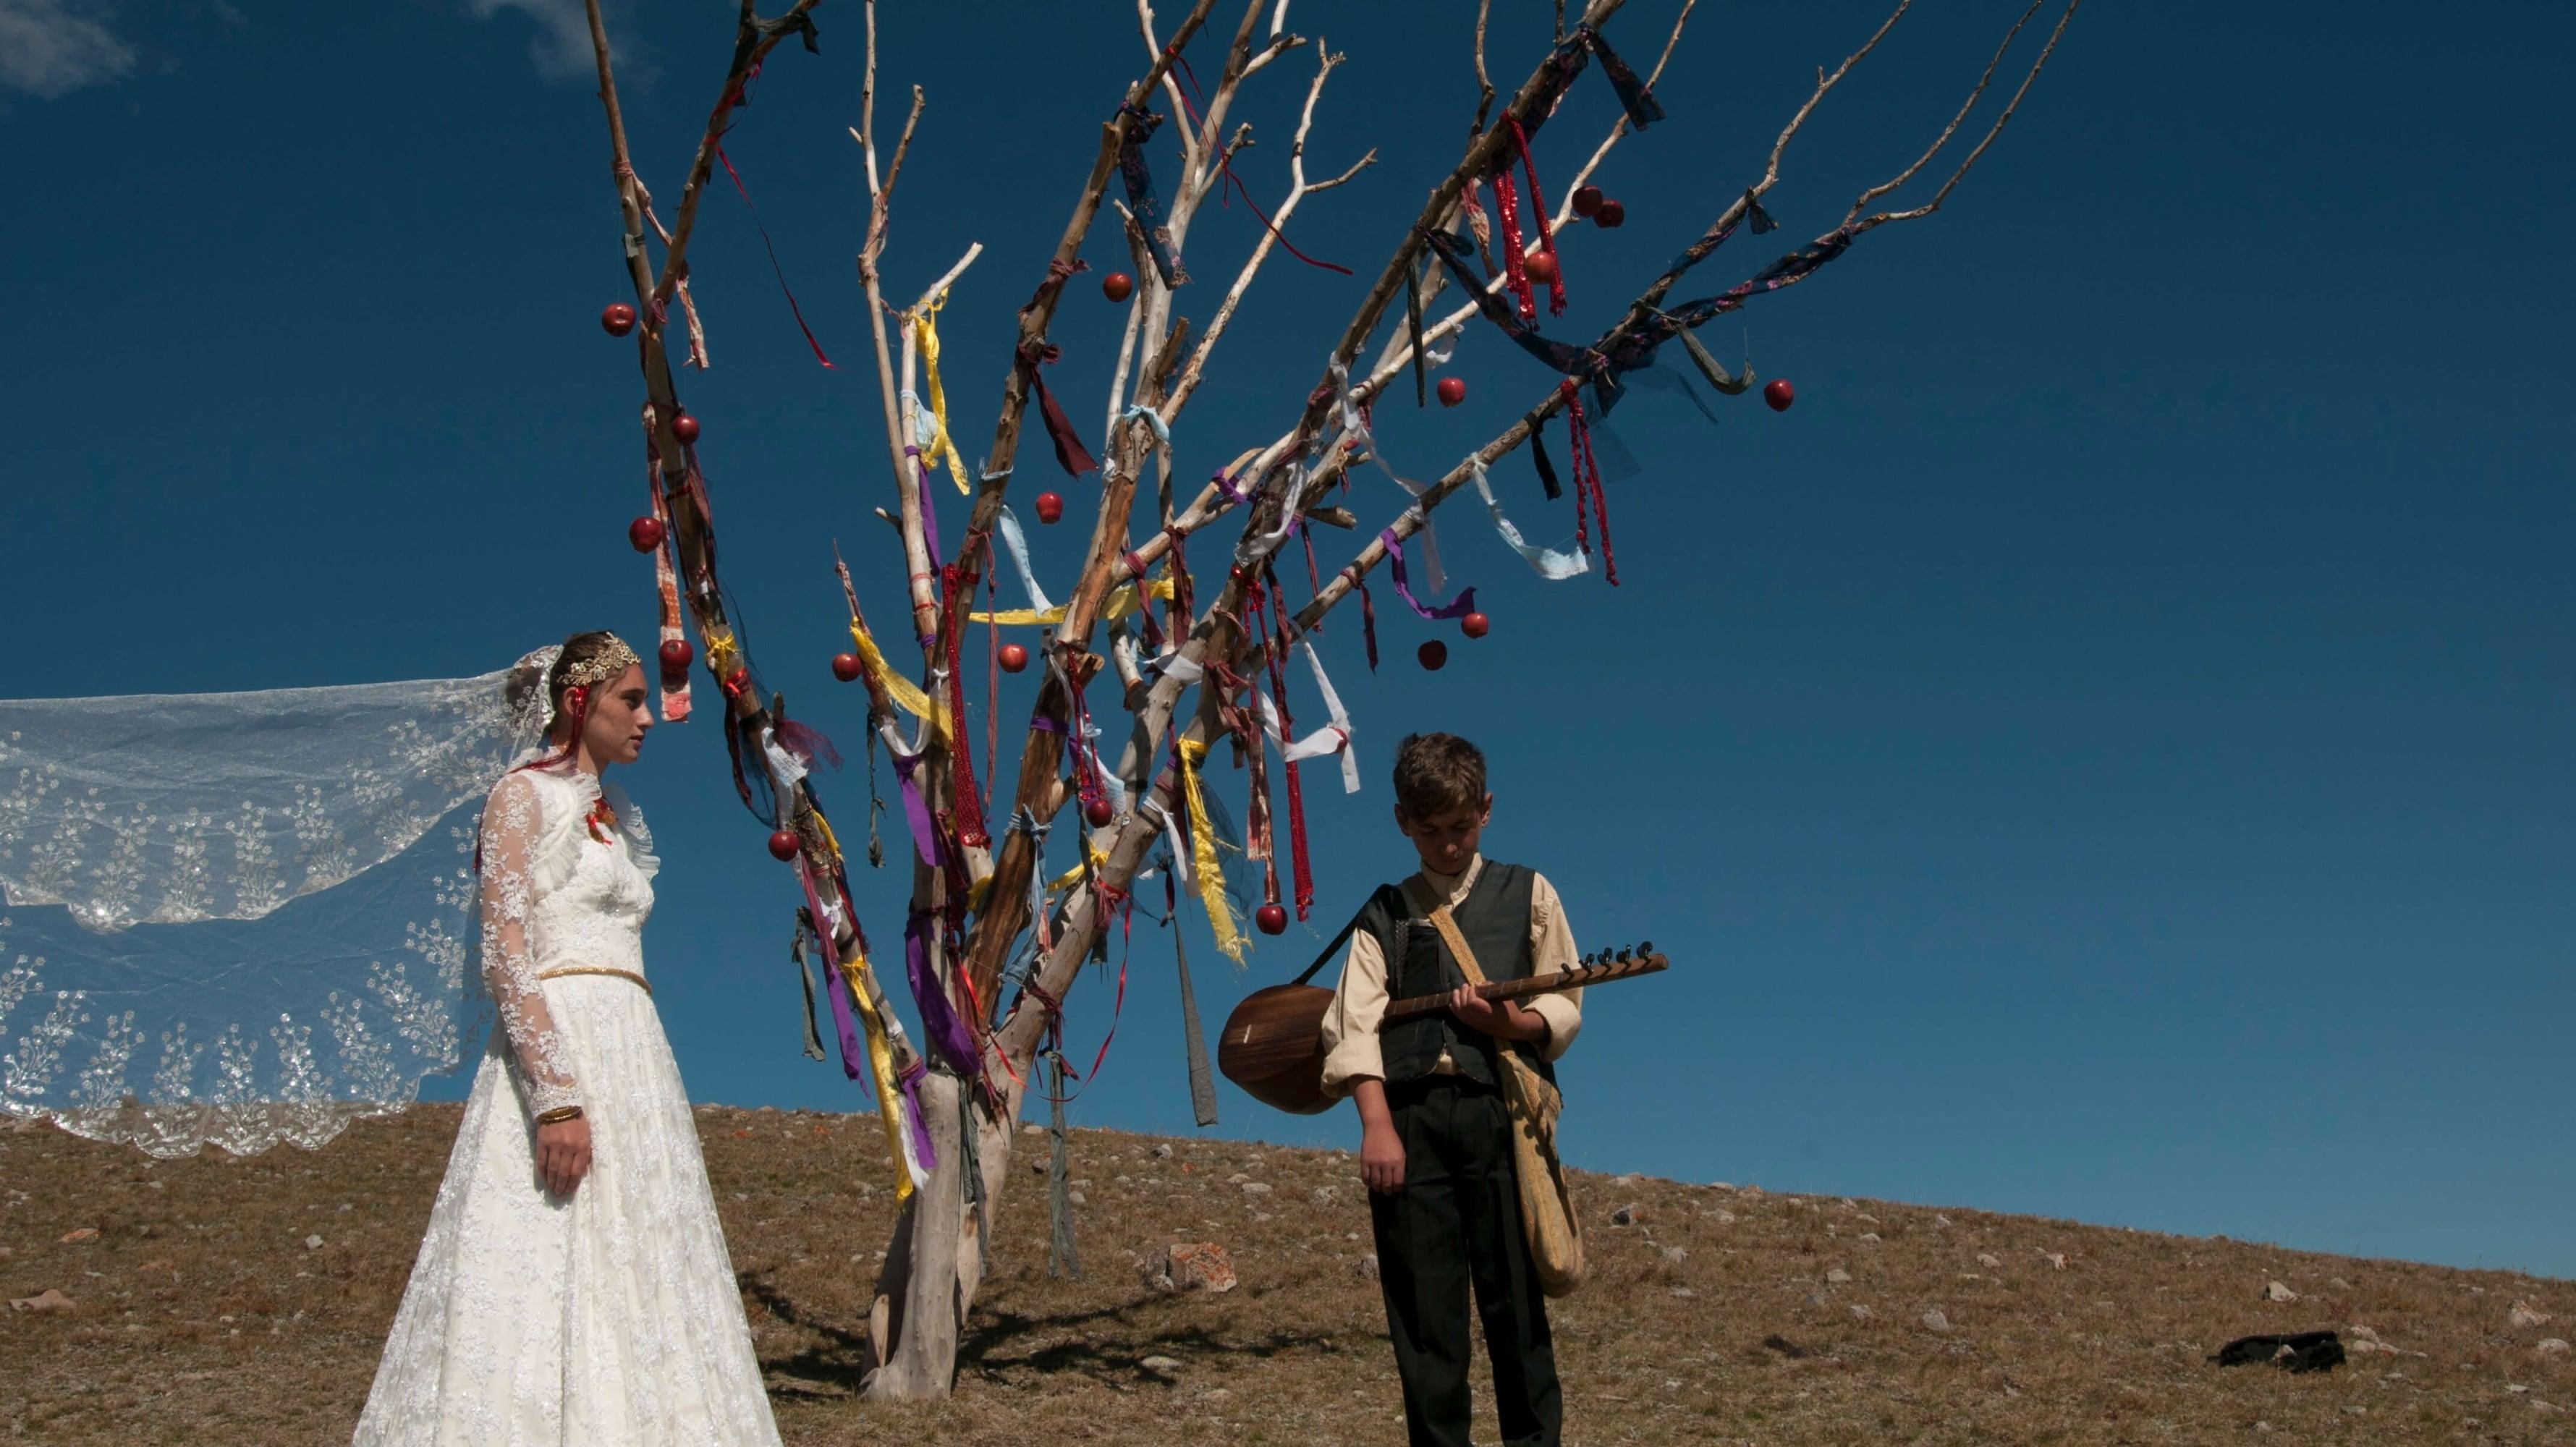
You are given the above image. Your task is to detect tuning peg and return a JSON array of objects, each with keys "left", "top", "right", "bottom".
[
  {"left": 1637, "top": 940, "right": 1653, "bottom": 956},
  {"left": 1580, "top": 951, "right": 1598, "bottom": 967},
  {"left": 1615, "top": 946, "right": 1632, "bottom": 962}
]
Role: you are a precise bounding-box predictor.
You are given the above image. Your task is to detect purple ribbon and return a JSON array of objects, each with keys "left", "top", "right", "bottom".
[
  {"left": 904, "top": 908, "right": 983, "bottom": 1077},
  {"left": 904, "top": 446, "right": 946, "bottom": 573},
  {"left": 795, "top": 860, "right": 868, "bottom": 1082},
  {"left": 887, "top": 748, "right": 946, "bottom": 870},
  {"left": 1378, "top": 528, "right": 1478, "bottom": 620},
  {"left": 896, "top": 1058, "right": 937, "bottom": 1172}
]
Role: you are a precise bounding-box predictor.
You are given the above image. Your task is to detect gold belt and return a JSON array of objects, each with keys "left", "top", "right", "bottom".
[{"left": 535, "top": 966, "right": 652, "bottom": 996}]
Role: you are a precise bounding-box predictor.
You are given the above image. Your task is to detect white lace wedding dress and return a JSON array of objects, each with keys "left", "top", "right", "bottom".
[{"left": 352, "top": 765, "right": 781, "bottom": 1446}]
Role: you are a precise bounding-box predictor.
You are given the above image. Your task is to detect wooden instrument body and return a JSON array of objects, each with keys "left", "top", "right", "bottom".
[
  {"left": 1218, "top": 984, "right": 1340, "bottom": 1116},
  {"left": 1216, "top": 950, "right": 1666, "bottom": 1116}
]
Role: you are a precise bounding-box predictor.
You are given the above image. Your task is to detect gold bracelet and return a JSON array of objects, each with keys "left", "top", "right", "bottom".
[{"left": 534, "top": 1105, "right": 584, "bottom": 1125}]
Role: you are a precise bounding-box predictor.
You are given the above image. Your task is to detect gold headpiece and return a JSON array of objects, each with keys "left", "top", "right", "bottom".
[{"left": 557, "top": 635, "right": 642, "bottom": 693}]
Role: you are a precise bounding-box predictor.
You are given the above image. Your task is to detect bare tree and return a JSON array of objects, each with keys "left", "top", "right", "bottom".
[{"left": 579, "top": 0, "right": 2080, "bottom": 1402}]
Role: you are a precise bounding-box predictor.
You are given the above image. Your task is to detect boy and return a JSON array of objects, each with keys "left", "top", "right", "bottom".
[{"left": 1318, "top": 731, "right": 1585, "bottom": 1447}]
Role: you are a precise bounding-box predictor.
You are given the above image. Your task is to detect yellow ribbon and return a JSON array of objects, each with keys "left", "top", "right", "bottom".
[
  {"left": 837, "top": 950, "right": 916, "bottom": 1203},
  {"left": 847, "top": 619, "right": 940, "bottom": 736},
  {"left": 1178, "top": 739, "right": 1245, "bottom": 963},
  {"left": 967, "top": 577, "right": 1174, "bottom": 627},
  {"left": 911, "top": 296, "right": 970, "bottom": 493}
]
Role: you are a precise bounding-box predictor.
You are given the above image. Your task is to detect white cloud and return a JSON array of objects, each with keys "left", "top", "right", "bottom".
[
  {"left": 0, "top": 0, "right": 137, "bottom": 98},
  {"left": 471, "top": 0, "right": 598, "bottom": 81}
]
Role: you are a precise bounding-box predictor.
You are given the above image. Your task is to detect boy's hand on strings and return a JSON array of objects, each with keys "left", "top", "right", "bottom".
[{"left": 1444, "top": 983, "right": 1543, "bottom": 1043}]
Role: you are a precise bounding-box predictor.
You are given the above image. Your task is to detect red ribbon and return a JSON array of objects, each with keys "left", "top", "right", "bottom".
[{"left": 713, "top": 143, "right": 834, "bottom": 369}]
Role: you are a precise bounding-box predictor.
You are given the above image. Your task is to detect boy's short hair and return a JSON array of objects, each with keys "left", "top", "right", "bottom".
[{"left": 1392, "top": 732, "right": 1488, "bottom": 819}]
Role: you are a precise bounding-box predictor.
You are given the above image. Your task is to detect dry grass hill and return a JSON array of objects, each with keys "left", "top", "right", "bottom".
[{"left": 4, "top": 1104, "right": 2567, "bottom": 1444}]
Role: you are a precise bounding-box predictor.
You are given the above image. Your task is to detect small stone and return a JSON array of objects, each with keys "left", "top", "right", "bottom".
[
  {"left": 1858, "top": 1232, "right": 1881, "bottom": 1244},
  {"left": 58, "top": 1228, "right": 98, "bottom": 1244},
  {"left": 10, "top": 1289, "right": 75, "bottom": 1312},
  {"left": 2329, "top": 1276, "right": 2352, "bottom": 1291},
  {"left": 1154, "top": 1143, "right": 1174, "bottom": 1158},
  {"left": 1705, "top": 1208, "right": 1737, "bottom": 1223},
  {"left": 1976, "top": 1253, "right": 2002, "bottom": 1269},
  {"left": 1140, "top": 1355, "right": 1183, "bottom": 1377},
  {"left": 1708, "top": 1181, "right": 1734, "bottom": 1192},
  {"left": 1068, "top": 1192, "right": 1087, "bottom": 1208},
  {"left": 1609, "top": 1203, "right": 1643, "bottom": 1227},
  {"left": 2509, "top": 1301, "right": 2553, "bottom": 1328},
  {"left": 1356, "top": 1253, "right": 1380, "bottom": 1281},
  {"left": 1312, "top": 1187, "right": 1339, "bottom": 1205},
  {"left": 1660, "top": 1245, "right": 1687, "bottom": 1264},
  {"left": 2535, "top": 1338, "right": 2569, "bottom": 1356},
  {"left": 1933, "top": 1214, "right": 1952, "bottom": 1227},
  {"left": 2265, "top": 1280, "right": 2299, "bottom": 1303},
  {"left": 1241, "top": 1182, "right": 1271, "bottom": 1197},
  {"left": 2342, "top": 1404, "right": 2366, "bottom": 1417},
  {"left": 303, "top": 1234, "right": 324, "bottom": 1250},
  {"left": 2042, "top": 1252, "right": 2068, "bottom": 1270},
  {"left": 1848, "top": 1304, "right": 1875, "bottom": 1323},
  {"left": 1826, "top": 1268, "right": 1853, "bottom": 1284},
  {"left": 1671, "top": 1287, "right": 1696, "bottom": 1298},
  {"left": 1228, "top": 1173, "right": 1250, "bottom": 1185},
  {"left": 1022, "top": 1122, "right": 1047, "bottom": 1136},
  {"left": 2533, "top": 1399, "right": 2564, "bottom": 1415},
  {"left": 1921, "top": 1308, "right": 1952, "bottom": 1333},
  {"left": 1611, "top": 1174, "right": 1639, "bottom": 1187}
]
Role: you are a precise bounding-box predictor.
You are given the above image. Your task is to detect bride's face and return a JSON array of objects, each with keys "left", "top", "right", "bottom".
[{"left": 579, "top": 664, "right": 654, "bottom": 766}]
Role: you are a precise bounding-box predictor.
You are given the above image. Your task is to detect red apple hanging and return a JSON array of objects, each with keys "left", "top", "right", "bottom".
[
  {"left": 670, "top": 413, "right": 700, "bottom": 445},
  {"left": 1084, "top": 795, "right": 1116, "bottom": 828},
  {"left": 1522, "top": 250, "right": 1559, "bottom": 285},
  {"left": 1418, "top": 639, "right": 1448, "bottom": 671},
  {"left": 1255, "top": 903, "right": 1289, "bottom": 935},
  {"left": 1764, "top": 378, "right": 1795, "bottom": 412},
  {"left": 768, "top": 829, "right": 802, "bottom": 861},
  {"left": 601, "top": 303, "right": 637, "bottom": 336},
  {"left": 627, "top": 516, "right": 666, "bottom": 553},
  {"left": 1034, "top": 491, "right": 1065, "bottom": 525},
  {"left": 1102, "top": 271, "right": 1135, "bottom": 302},
  {"left": 831, "top": 652, "right": 863, "bottom": 682},
  {"left": 658, "top": 639, "right": 693, "bottom": 675},
  {"left": 1436, "top": 376, "right": 1467, "bottom": 407},
  {"left": 1570, "top": 186, "right": 1603, "bottom": 218},
  {"left": 1461, "top": 611, "right": 1490, "bottom": 640},
  {"left": 1593, "top": 199, "right": 1626, "bottom": 229},
  {"left": 999, "top": 642, "right": 1030, "bottom": 674}
]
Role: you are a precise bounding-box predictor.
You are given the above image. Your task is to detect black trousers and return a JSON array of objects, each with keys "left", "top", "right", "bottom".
[{"left": 1369, "top": 1076, "right": 1563, "bottom": 1447}]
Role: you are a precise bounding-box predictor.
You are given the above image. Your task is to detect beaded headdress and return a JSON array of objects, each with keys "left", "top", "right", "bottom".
[{"left": 505, "top": 634, "right": 643, "bottom": 744}]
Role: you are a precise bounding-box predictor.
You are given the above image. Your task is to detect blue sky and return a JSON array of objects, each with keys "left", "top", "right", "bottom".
[{"left": 3, "top": 1, "right": 2568, "bottom": 1278}]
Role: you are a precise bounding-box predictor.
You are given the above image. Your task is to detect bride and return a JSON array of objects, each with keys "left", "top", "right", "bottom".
[{"left": 353, "top": 631, "right": 782, "bottom": 1446}]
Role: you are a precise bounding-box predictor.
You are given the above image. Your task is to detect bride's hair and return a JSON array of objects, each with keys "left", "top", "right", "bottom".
[{"left": 507, "top": 630, "right": 629, "bottom": 768}]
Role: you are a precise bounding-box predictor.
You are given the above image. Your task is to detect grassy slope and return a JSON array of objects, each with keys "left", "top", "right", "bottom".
[{"left": 4, "top": 1106, "right": 2567, "bottom": 1445}]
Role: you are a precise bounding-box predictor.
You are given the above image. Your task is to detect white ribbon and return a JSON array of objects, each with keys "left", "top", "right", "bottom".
[
  {"left": 758, "top": 725, "right": 810, "bottom": 792},
  {"left": 1250, "top": 640, "right": 1362, "bottom": 794},
  {"left": 1470, "top": 457, "right": 1590, "bottom": 580},
  {"left": 994, "top": 505, "right": 1058, "bottom": 613},
  {"left": 1333, "top": 361, "right": 1452, "bottom": 590}
]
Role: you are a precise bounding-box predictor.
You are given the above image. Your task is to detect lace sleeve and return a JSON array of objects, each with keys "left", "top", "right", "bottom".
[{"left": 478, "top": 773, "right": 579, "bottom": 1120}]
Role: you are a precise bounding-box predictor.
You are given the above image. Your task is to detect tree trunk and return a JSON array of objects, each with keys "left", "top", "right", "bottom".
[{"left": 860, "top": 1069, "right": 1022, "bottom": 1401}]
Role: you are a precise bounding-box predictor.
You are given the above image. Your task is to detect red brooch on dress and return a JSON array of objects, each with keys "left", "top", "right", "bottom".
[{"left": 585, "top": 796, "right": 619, "bottom": 844}]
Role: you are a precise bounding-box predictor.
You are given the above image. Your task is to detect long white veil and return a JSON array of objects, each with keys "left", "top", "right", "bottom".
[{"left": 0, "top": 666, "right": 538, "bottom": 1156}]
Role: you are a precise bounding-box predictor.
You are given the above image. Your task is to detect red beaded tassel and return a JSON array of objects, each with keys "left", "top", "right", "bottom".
[
  {"left": 1488, "top": 171, "right": 1537, "bottom": 323},
  {"left": 1262, "top": 564, "right": 1315, "bottom": 920},
  {"left": 1507, "top": 114, "right": 1567, "bottom": 316},
  {"left": 939, "top": 560, "right": 991, "bottom": 846},
  {"left": 1558, "top": 379, "right": 1619, "bottom": 586}
]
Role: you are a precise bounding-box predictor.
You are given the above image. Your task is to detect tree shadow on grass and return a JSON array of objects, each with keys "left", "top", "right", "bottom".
[{"left": 739, "top": 1269, "right": 1354, "bottom": 1394}]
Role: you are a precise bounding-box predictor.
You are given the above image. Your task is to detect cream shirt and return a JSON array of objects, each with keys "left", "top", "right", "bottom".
[{"left": 1316, "top": 854, "right": 1584, "bottom": 1100}]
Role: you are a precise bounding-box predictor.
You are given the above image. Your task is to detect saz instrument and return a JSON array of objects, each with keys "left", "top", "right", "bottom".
[{"left": 1218, "top": 943, "right": 1669, "bottom": 1116}]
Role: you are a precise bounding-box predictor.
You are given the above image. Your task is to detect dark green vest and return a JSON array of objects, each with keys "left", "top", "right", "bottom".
[{"left": 1362, "top": 861, "right": 1555, "bottom": 1090}]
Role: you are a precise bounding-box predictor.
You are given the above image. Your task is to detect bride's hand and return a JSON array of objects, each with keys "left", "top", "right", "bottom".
[{"left": 536, "top": 1116, "right": 593, "bottom": 1197}]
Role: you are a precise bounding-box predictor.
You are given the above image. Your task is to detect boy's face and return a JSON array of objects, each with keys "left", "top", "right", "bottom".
[{"left": 1394, "top": 795, "right": 1492, "bottom": 876}]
